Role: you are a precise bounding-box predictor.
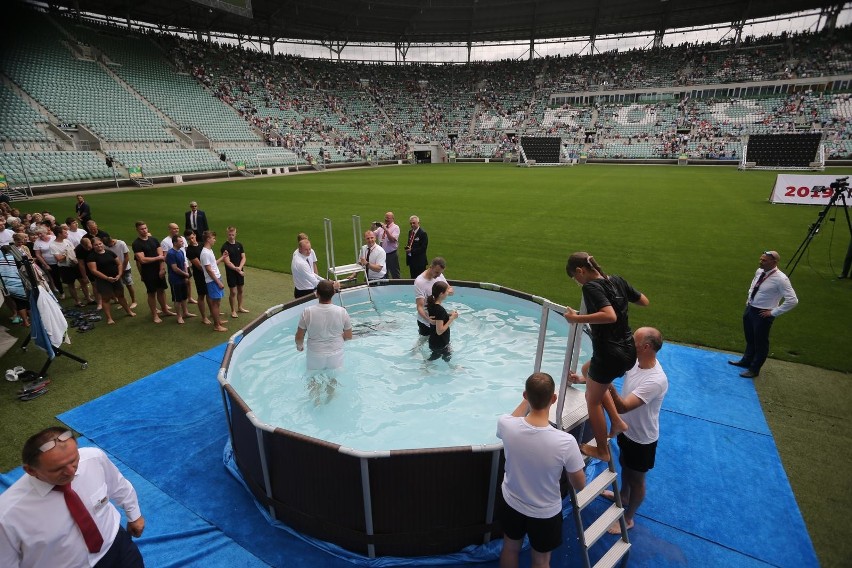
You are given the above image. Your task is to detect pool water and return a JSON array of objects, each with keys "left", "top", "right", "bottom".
[{"left": 227, "top": 285, "right": 590, "bottom": 452}]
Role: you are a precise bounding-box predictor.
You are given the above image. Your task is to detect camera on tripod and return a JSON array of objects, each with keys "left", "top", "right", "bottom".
[{"left": 830, "top": 177, "right": 849, "bottom": 190}]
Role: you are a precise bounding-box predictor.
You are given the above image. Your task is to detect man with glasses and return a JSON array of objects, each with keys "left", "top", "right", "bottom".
[
  {"left": 0, "top": 427, "right": 145, "bottom": 567},
  {"left": 729, "top": 250, "right": 798, "bottom": 378},
  {"left": 184, "top": 201, "right": 209, "bottom": 243}
]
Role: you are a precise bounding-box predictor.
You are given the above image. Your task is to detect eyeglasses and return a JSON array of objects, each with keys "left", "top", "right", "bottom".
[
  {"left": 763, "top": 251, "right": 777, "bottom": 260},
  {"left": 38, "top": 430, "right": 73, "bottom": 453}
]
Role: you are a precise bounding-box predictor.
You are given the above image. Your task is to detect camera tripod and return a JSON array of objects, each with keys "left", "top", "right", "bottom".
[{"left": 786, "top": 181, "right": 852, "bottom": 277}]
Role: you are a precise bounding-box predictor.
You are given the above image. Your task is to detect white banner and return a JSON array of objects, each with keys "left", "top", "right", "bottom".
[{"left": 770, "top": 174, "right": 852, "bottom": 206}]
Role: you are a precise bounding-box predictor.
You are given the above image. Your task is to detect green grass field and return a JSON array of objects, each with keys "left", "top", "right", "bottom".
[{"left": 2, "top": 163, "right": 850, "bottom": 566}]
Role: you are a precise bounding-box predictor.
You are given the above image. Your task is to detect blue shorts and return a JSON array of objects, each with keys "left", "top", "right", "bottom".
[{"left": 207, "top": 281, "right": 224, "bottom": 300}]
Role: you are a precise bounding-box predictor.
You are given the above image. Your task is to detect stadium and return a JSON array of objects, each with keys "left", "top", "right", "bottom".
[{"left": 0, "top": 1, "right": 851, "bottom": 567}]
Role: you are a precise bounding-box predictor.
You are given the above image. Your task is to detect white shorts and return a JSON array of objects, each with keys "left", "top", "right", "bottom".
[{"left": 306, "top": 350, "right": 344, "bottom": 371}]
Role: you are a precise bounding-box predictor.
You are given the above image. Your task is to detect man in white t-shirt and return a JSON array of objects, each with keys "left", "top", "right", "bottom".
[
  {"left": 413, "top": 257, "right": 453, "bottom": 338},
  {"left": 497, "top": 372, "right": 586, "bottom": 568},
  {"left": 0, "top": 218, "right": 14, "bottom": 246},
  {"left": 357, "top": 230, "right": 386, "bottom": 281},
  {"left": 603, "top": 326, "right": 669, "bottom": 533},
  {"left": 200, "top": 230, "right": 227, "bottom": 333},
  {"left": 64, "top": 218, "right": 88, "bottom": 247},
  {"left": 295, "top": 280, "right": 353, "bottom": 371}
]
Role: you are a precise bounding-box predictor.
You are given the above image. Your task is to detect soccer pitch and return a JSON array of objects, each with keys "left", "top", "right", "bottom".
[{"left": 30, "top": 162, "right": 852, "bottom": 371}]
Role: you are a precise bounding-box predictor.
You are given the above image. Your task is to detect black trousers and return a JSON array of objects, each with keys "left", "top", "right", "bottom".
[
  {"left": 741, "top": 305, "right": 775, "bottom": 374},
  {"left": 96, "top": 525, "right": 144, "bottom": 568}
]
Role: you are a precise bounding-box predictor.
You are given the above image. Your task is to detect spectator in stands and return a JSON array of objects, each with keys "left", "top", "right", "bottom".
[
  {"left": 75, "top": 194, "right": 91, "bottom": 227},
  {"left": 185, "top": 201, "right": 209, "bottom": 242},
  {"left": 0, "top": 218, "right": 13, "bottom": 246},
  {"left": 405, "top": 215, "right": 428, "bottom": 279},
  {"left": 132, "top": 221, "right": 175, "bottom": 324},
  {"left": 221, "top": 226, "right": 249, "bottom": 319}
]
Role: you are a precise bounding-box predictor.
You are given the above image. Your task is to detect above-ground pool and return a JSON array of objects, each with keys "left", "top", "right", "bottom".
[{"left": 219, "top": 280, "right": 590, "bottom": 558}]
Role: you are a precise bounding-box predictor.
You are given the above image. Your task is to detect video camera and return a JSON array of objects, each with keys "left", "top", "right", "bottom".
[{"left": 830, "top": 177, "right": 849, "bottom": 190}]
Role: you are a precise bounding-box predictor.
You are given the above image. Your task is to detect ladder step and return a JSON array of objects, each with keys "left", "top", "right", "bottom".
[
  {"left": 592, "top": 539, "right": 631, "bottom": 568},
  {"left": 583, "top": 503, "right": 624, "bottom": 548},
  {"left": 576, "top": 469, "right": 617, "bottom": 510}
]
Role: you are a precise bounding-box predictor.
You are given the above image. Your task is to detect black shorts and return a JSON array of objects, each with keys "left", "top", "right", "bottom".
[
  {"left": 497, "top": 494, "right": 563, "bottom": 553},
  {"left": 59, "top": 265, "right": 80, "bottom": 285},
  {"left": 170, "top": 280, "right": 188, "bottom": 302},
  {"left": 13, "top": 297, "right": 28, "bottom": 311},
  {"left": 226, "top": 269, "right": 245, "bottom": 288},
  {"left": 417, "top": 321, "right": 431, "bottom": 337},
  {"left": 617, "top": 433, "right": 657, "bottom": 473},
  {"left": 588, "top": 343, "right": 637, "bottom": 385},
  {"left": 294, "top": 287, "right": 315, "bottom": 299},
  {"left": 193, "top": 275, "right": 207, "bottom": 297},
  {"left": 95, "top": 278, "right": 123, "bottom": 299},
  {"left": 141, "top": 271, "right": 168, "bottom": 294}
]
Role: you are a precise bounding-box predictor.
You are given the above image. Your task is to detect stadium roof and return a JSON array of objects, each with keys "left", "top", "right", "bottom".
[{"left": 43, "top": 0, "right": 842, "bottom": 44}]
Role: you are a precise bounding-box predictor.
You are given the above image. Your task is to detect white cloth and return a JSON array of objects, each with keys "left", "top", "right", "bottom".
[
  {"left": 36, "top": 284, "right": 69, "bottom": 347},
  {"left": 745, "top": 268, "right": 798, "bottom": 317},
  {"left": 200, "top": 247, "right": 219, "bottom": 283},
  {"left": 497, "top": 415, "right": 585, "bottom": 518},
  {"left": 0, "top": 446, "right": 141, "bottom": 568},
  {"left": 359, "top": 244, "right": 386, "bottom": 279},
  {"left": 414, "top": 272, "right": 447, "bottom": 325},
  {"left": 620, "top": 360, "right": 668, "bottom": 444},
  {"left": 292, "top": 249, "right": 321, "bottom": 291},
  {"left": 48, "top": 240, "right": 75, "bottom": 268},
  {"left": 0, "top": 229, "right": 14, "bottom": 246},
  {"left": 297, "top": 303, "right": 352, "bottom": 370},
  {"left": 160, "top": 236, "right": 186, "bottom": 256}
]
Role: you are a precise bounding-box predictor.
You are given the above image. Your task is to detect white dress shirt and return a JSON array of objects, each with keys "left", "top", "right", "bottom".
[
  {"left": 359, "top": 244, "right": 386, "bottom": 279},
  {"left": 0, "top": 447, "right": 141, "bottom": 568},
  {"left": 292, "top": 248, "right": 321, "bottom": 291},
  {"left": 746, "top": 268, "right": 798, "bottom": 317}
]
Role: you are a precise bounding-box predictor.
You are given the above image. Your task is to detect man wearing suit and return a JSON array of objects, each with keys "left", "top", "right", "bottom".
[
  {"left": 185, "top": 201, "right": 209, "bottom": 241},
  {"left": 405, "top": 215, "right": 428, "bottom": 279}
]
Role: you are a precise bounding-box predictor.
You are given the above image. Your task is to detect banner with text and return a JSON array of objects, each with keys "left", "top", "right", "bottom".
[{"left": 770, "top": 174, "right": 852, "bottom": 206}]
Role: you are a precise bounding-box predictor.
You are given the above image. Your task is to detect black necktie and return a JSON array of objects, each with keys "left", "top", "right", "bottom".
[{"left": 750, "top": 270, "right": 772, "bottom": 301}]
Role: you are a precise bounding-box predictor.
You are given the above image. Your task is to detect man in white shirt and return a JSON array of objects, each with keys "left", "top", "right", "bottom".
[
  {"left": 63, "top": 218, "right": 87, "bottom": 248},
  {"left": 603, "top": 327, "right": 669, "bottom": 534},
  {"left": 0, "top": 218, "right": 14, "bottom": 246},
  {"left": 728, "top": 250, "right": 798, "bottom": 378},
  {"left": 413, "top": 257, "right": 453, "bottom": 338},
  {"left": 200, "top": 230, "right": 227, "bottom": 332},
  {"left": 295, "top": 279, "right": 353, "bottom": 371},
  {"left": 358, "top": 230, "right": 386, "bottom": 281},
  {"left": 497, "top": 373, "right": 586, "bottom": 568},
  {"left": 292, "top": 238, "right": 339, "bottom": 298},
  {"left": 0, "top": 427, "right": 145, "bottom": 568}
]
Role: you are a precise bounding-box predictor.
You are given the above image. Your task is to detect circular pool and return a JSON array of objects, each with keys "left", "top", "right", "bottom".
[{"left": 218, "top": 280, "right": 589, "bottom": 558}]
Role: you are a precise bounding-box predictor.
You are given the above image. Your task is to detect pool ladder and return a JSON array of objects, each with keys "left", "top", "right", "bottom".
[
  {"left": 568, "top": 438, "right": 631, "bottom": 568},
  {"left": 324, "top": 215, "right": 378, "bottom": 315}
]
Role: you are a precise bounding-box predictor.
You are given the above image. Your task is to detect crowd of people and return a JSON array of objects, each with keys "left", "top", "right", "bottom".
[{"left": 0, "top": 196, "right": 249, "bottom": 333}]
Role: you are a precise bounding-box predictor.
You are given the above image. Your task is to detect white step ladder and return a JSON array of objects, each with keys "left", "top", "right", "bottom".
[
  {"left": 323, "top": 216, "right": 377, "bottom": 315},
  {"left": 569, "top": 438, "right": 630, "bottom": 568},
  {"left": 531, "top": 298, "right": 629, "bottom": 568}
]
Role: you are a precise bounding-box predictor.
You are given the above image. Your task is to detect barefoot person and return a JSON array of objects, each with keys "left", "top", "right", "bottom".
[
  {"left": 185, "top": 230, "right": 209, "bottom": 324},
  {"left": 200, "top": 231, "right": 227, "bottom": 332},
  {"left": 86, "top": 237, "right": 136, "bottom": 324},
  {"left": 221, "top": 225, "right": 249, "bottom": 318},
  {"left": 563, "top": 252, "right": 648, "bottom": 462},
  {"left": 131, "top": 221, "right": 174, "bottom": 324},
  {"left": 497, "top": 372, "right": 586, "bottom": 568},
  {"left": 165, "top": 236, "right": 195, "bottom": 324},
  {"left": 602, "top": 327, "right": 668, "bottom": 534}
]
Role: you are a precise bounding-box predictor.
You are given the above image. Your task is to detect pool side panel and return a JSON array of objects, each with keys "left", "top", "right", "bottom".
[
  {"left": 367, "top": 446, "right": 501, "bottom": 556},
  {"left": 223, "top": 385, "right": 268, "bottom": 509}
]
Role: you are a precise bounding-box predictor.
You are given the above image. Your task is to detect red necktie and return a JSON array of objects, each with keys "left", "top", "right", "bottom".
[{"left": 54, "top": 483, "right": 104, "bottom": 553}]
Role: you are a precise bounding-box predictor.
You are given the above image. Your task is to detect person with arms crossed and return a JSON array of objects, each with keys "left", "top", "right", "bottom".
[
  {"left": 728, "top": 250, "right": 798, "bottom": 378},
  {"left": 563, "top": 252, "right": 649, "bottom": 462},
  {"left": 0, "top": 426, "right": 145, "bottom": 568},
  {"left": 497, "top": 372, "right": 586, "bottom": 568},
  {"left": 426, "top": 281, "right": 458, "bottom": 361}
]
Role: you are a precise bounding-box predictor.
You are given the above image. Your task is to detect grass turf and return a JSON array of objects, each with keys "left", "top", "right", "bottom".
[{"left": 1, "top": 163, "right": 850, "bottom": 566}]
